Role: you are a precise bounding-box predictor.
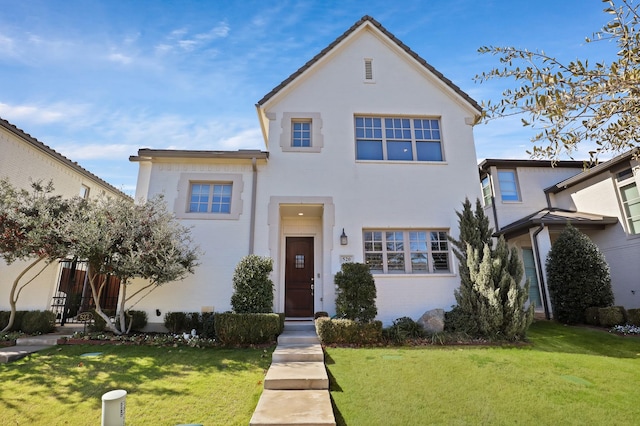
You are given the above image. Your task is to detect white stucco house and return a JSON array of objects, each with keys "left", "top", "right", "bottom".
[
  {"left": 479, "top": 152, "right": 640, "bottom": 319},
  {"left": 129, "top": 16, "right": 483, "bottom": 327},
  {"left": 0, "top": 117, "right": 129, "bottom": 323}
]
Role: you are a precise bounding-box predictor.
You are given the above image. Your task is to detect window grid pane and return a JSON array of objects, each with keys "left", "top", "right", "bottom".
[
  {"left": 189, "top": 183, "right": 210, "bottom": 213},
  {"left": 292, "top": 121, "right": 311, "bottom": 147},
  {"left": 355, "top": 116, "right": 443, "bottom": 162},
  {"left": 620, "top": 182, "right": 640, "bottom": 234},
  {"left": 189, "top": 182, "right": 232, "bottom": 214},
  {"left": 363, "top": 230, "right": 449, "bottom": 274},
  {"left": 498, "top": 170, "right": 520, "bottom": 201}
]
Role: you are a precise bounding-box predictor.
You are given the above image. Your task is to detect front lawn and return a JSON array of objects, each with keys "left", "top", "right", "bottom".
[
  {"left": 0, "top": 344, "right": 272, "bottom": 425},
  {"left": 326, "top": 321, "right": 640, "bottom": 425}
]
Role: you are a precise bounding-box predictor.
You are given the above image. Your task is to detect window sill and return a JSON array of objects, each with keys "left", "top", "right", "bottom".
[
  {"left": 355, "top": 160, "right": 447, "bottom": 165},
  {"left": 371, "top": 272, "right": 455, "bottom": 277}
]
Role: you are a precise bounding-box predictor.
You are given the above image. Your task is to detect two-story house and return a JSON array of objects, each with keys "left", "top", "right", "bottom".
[
  {"left": 129, "top": 16, "right": 483, "bottom": 327},
  {"left": 480, "top": 152, "right": 639, "bottom": 319},
  {"left": 0, "top": 117, "right": 129, "bottom": 323}
]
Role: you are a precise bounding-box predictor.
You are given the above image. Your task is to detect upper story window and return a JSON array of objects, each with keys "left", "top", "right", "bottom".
[
  {"left": 292, "top": 120, "right": 311, "bottom": 147},
  {"left": 616, "top": 169, "right": 640, "bottom": 234},
  {"left": 497, "top": 170, "right": 520, "bottom": 201},
  {"left": 175, "top": 172, "right": 244, "bottom": 220},
  {"left": 355, "top": 116, "right": 443, "bottom": 162},
  {"left": 481, "top": 176, "right": 492, "bottom": 206},
  {"left": 363, "top": 229, "right": 450, "bottom": 274},
  {"left": 280, "top": 112, "right": 323, "bottom": 153},
  {"left": 189, "top": 183, "right": 232, "bottom": 213},
  {"left": 79, "top": 185, "right": 90, "bottom": 199}
]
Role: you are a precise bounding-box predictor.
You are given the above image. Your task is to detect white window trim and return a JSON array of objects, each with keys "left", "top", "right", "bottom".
[
  {"left": 481, "top": 175, "right": 492, "bottom": 207},
  {"left": 174, "top": 173, "right": 244, "bottom": 220},
  {"left": 616, "top": 167, "right": 640, "bottom": 235},
  {"left": 363, "top": 229, "right": 451, "bottom": 275},
  {"left": 280, "top": 112, "right": 323, "bottom": 153}
]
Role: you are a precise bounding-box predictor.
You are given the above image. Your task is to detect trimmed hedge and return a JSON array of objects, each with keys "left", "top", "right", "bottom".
[
  {"left": 164, "top": 312, "right": 217, "bottom": 338},
  {"left": 0, "top": 310, "right": 55, "bottom": 334},
  {"left": 584, "top": 307, "right": 601, "bottom": 326},
  {"left": 0, "top": 311, "right": 28, "bottom": 332},
  {"left": 627, "top": 308, "right": 640, "bottom": 326},
  {"left": 214, "top": 312, "right": 281, "bottom": 345},
  {"left": 598, "top": 306, "right": 627, "bottom": 327},
  {"left": 315, "top": 317, "right": 383, "bottom": 345}
]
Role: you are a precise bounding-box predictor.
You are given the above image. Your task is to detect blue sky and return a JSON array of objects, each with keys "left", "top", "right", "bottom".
[{"left": 0, "top": 0, "right": 618, "bottom": 195}]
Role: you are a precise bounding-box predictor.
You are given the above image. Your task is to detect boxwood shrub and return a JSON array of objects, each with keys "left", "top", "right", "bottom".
[
  {"left": 627, "top": 308, "right": 640, "bottom": 326},
  {"left": 598, "top": 306, "right": 627, "bottom": 327},
  {"left": 214, "top": 312, "right": 281, "bottom": 345},
  {"left": 0, "top": 311, "right": 28, "bottom": 332},
  {"left": 20, "top": 310, "right": 56, "bottom": 334},
  {"left": 584, "top": 306, "right": 601, "bottom": 326},
  {"left": 315, "top": 317, "right": 383, "bottom": 345}
]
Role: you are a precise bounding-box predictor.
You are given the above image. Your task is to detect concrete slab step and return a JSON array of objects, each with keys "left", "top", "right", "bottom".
[
  {"left": 16, "top": 336, "right": 61, "bottom": 346},
  {"left": 250, "top": 390, "right": 336, "bottom": 426},
  {"left": 272, "top": 344, "right": 324, "bottom": 363},
  {"left": 0, "top": 345, "right": 51, "bottom": 364},
  {"left": 264, "top": 361, "right": 329, "bottom": 390},
  {"left": 283, "top": 321, "right": 315, "bottom": 332},
  {"left": 278, "top": 330, "right": 320, "bottom": 345}
]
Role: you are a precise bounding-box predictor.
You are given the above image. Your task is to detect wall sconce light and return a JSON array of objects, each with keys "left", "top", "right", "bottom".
[
  {"left": 340, "top": 228, "right": 348, "bottom": 245},
  {"left": 156, "top": 309, "right": 161, "bottom": 317}
]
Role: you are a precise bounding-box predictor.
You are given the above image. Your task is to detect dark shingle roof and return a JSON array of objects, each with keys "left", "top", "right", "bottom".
[
  {"left": 256, "top": 15, "right": 482, "bottom": 112},
  {"left": 0, "top": 117, "right": 129, "bottom": 198},
  {"left": 497, "top": 208, "right": 618, "bottom": 239}
]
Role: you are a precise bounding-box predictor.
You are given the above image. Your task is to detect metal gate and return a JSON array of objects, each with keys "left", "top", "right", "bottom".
[{"left": 50, "top": 259, "right": 121, "bottom": 324}]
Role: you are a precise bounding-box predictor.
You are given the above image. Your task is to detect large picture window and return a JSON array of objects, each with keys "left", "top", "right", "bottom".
[
  {"left": 363, "top": 230, "right": 450, "bottom": 274},
  {"left": 189, "top": 183, "right": 232, "bottom": 213},
  {"left": 355, "top": 116, "right": 443, "bottom": 162}
]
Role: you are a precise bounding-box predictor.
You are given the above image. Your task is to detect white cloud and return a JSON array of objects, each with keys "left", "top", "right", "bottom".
[
  {"left": 0, "top": 102, "right": 90, "bottom": 125},
  {"left": 218, "top": 128, "right": 264, "bottom": 150},
  {"left": 108, "top": 52, "right": 133, "bottom": 65},
  {"left": 0, "top": 33, "right": 15, "bottom": 56},
  {"left": 53, "top": 143, "right": 132, "bottom": 160}
]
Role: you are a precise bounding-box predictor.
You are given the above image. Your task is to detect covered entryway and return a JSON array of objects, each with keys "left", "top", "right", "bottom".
[{"left": 285, "top": 237, "right": 315, "bottom": 317}]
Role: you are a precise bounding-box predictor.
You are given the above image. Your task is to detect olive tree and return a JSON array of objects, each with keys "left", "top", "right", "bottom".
[
  {"left": 62, "top": 195, "right": 199, "bottom": 334},
  {"left": 0, "top": 179, "right": 71, "bottom": 332},
  {"left": 475, "top": 0, "right": 640, "bottom": 161}
]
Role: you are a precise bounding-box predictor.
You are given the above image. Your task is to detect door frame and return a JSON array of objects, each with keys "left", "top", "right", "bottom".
[{"left": 284, "top": 236, "right": 315, "bottom": 317}]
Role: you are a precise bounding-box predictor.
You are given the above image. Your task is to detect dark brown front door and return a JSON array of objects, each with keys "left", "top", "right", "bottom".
[{"left": 285, "top": 237, "right": 314, "bottom": 317}]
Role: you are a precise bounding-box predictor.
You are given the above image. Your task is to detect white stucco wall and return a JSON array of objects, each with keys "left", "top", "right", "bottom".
[{"left": 254, "top": 26, "right": 482, "bottom": 324}]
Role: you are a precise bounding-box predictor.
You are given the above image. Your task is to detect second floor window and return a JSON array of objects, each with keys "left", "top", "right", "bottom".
[
  {"left": 355, "top": 116, "right": 443, "bottom": 162},
  {"left": 481, "top": 176, "right": 492, "bottom": 206},
  {"left": 617, "top": 169, "right": 640, "bottom": 235},
  {"left": 292, "top": 120, "right": 311, "bottom": 147},
  {"left": 497, "top": 170, "right": 520, "bottom": 201},
  {"left": 189, "top": 183, "right": 232, "bottom": 214}
]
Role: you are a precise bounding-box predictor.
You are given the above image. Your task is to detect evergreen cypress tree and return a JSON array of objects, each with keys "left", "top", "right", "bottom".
[{"left": 546, "top": 224, "right": 614, "bottom": 324}]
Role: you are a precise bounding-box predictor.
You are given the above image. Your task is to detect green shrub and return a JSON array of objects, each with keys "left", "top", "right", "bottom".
[
  {"left": 214, "top": 312, "right": 280, "bottom": 345},
  {"left": 120, "top": 310, "right": 147, "bottom": 332},
  {"left": 200, "top": 312, "right": 216, "bottom": 339},
  {"left": 277, "top": 313, "right": 285, "bottom": 334},
  {"left": 584, "top": 307, "right": 601, "bottom": 326},
  {"left": 627, "top": 308, "right": 640, "bottom": 326},
  {"left": 164, "top": 312, "right": 188, "bottom": 333},
  {"left": 231, "top": 255, "right": 274, "bottom": 313},
  {"left": 383, "top": 317, "right": 424, "bottom": 344},
  {"left": 334, "top": 263, "right": 377, "bottom": 323},
  {"left": 444, "top": 305, "right": 475, "bottom": 333},
  {"left": 314, "top": 311, "right": 329, "bottom": 319},
  {"left": 0, "top": 311, "right": 27, "bottom": 332},
  {"left": 20, "top": 311, "right": 56, "bottom": 334},
  {"left": 598, "top": 306, "right": 627, "bottom": 327},
  {"left": 315, "top": 317, "right": 383, "bottom": 345},
  {"left": 546, "top": 224, "right": 614, "bottom": 324}
]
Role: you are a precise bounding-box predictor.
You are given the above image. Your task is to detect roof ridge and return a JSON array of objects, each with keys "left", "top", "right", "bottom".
[{"left": 256, "top": 15, "right": 481, "bottom": 112}]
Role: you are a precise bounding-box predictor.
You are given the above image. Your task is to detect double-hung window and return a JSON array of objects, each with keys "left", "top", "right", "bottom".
[
  {"left": 481, "top": 176, "right": 492, "bottom": 206},
  {"left": 497, "top": 170, "right": 520, "bottom": 201},
  {"left": 617, "top": 169, "right": 640, "bottom": 235},
  {"left": 363, "top": 230, "right": 450, "bottom": 274},
  {"left": 189, "top": 183, "right": 232, "bottom": 214},
  {"left": 292, "top": 120, "right": 311, "bottom": 147},
  {"left": 355, "top": 116, "right": 443, "bottom": 162}
]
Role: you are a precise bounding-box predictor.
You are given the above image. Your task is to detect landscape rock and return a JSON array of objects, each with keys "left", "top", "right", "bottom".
[{"left": 417, "top": 309, "right": 445, "bottom": 334}]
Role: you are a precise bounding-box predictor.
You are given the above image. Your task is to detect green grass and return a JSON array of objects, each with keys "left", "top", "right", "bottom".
[
  {"left": 0, "top": 344, "right": 272, "bottom": 425},
  {"left": 326, "top": 321, "right": 640, "bottom": 425}
]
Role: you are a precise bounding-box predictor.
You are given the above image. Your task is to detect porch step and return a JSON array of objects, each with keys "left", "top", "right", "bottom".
[
  {"left": 278, "top": 330, "right": 321, "bottom": 345},
  {"left": 272, "top": 344, "right": 324, "bottom": 363},
  {"left": 264, "top": 361, "right": 329, "bottom": 390},
  {"left": 250, "top": 390, "right": 335, "bottom": 426},
  {"left": 283, "top": 321, "right": 316, "bottom": 332}
]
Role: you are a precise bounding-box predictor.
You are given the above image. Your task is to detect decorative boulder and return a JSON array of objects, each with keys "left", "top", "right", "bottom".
[{"left": 417, "top": 309, "right": 445, "bottom": 334}]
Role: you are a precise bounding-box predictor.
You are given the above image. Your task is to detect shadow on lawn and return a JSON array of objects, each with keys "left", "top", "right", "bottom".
[
  {"left": 528, "top": 321, "right": 640, "bottom": 359},
  {"left": 0, "top": 344, "right": 271, "bottom": 412}
]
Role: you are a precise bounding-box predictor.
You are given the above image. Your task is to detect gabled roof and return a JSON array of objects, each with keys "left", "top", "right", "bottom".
[
  {"left": 256, "top": 15, "right": 481, "bottom": 112},
  {"left": 545, "top": 149, "right": 638, "bottom": 194},
  {"left": 0, "top": 117, "right": 129, "bottom": 198},
  {"left": 497, "top": 208, "right": 618, "bottom": 239}
]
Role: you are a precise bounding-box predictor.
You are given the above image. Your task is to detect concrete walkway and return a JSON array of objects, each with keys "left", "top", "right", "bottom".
[
  {"left": 250, "top": 320, "right": 336, "bottom": 426},
  {"left": 0, "top": 325, "right": 80, "bottom": 364}
]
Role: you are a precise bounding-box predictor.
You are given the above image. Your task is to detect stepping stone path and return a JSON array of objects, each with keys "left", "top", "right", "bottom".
[{"left": 250, "top": 320, "right": 336, "bottom": 426}]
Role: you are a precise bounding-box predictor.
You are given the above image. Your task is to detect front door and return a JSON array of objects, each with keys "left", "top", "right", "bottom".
[{"left": 285, "top": 237, "right": 314, "bottom": 317}]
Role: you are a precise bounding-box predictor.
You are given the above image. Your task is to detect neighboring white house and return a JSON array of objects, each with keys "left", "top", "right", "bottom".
[
  {"left": 479, "top": 153, "right": 640, "bottom": 319},
  {"left": 0, "top": 117, "right": 129, "bottom": 323},
  {"left": 129, "top": 16, "right": 483, "bottom": 327}
]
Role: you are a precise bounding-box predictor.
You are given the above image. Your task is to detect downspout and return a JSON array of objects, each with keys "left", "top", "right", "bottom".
[
  {"left": 249, "top": 157, "right": 258, "bottom": 255},
  {"left": 532, "top": 223, "right": 551, "bottom": 319}
]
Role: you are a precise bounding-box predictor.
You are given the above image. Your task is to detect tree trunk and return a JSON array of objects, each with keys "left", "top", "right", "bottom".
[
  {"left": 87, "top": 266, "right": 121, "bottom": 335},
  {"left": 2, "top": 256, "right": 46, "bottom": 333},
  {"left": 118, "top": 281, "right": 128, "bottom": 334}
]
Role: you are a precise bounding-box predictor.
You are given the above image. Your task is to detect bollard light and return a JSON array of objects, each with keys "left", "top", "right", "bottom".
[{"left": 102, "top": 389, "right": 127, "bottom": 426}]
